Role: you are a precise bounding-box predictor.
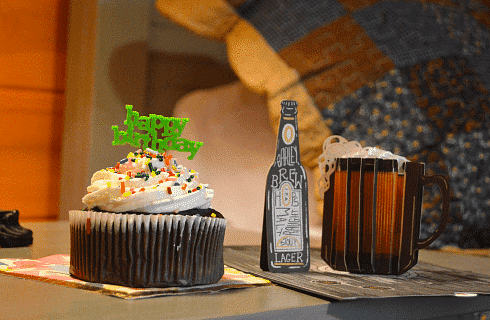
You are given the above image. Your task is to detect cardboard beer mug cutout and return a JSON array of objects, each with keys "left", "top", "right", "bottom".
[{"left": 318, "top": 137, "right": 450, "bottom": 275}]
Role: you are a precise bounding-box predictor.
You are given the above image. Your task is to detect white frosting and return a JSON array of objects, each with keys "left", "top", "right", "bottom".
[
  {"left": 82, "top": 149, "right": 213, "bottom": 213},
  {"left": 317, "top": 136, "right": 409, "bottom": 197}
]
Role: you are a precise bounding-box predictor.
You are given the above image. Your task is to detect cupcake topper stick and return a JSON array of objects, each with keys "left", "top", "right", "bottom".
[{"left": 111, "top": 105, "right": 203, "bottom": 160}]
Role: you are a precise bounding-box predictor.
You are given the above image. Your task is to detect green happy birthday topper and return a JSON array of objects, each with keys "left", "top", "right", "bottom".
[{"left": 112, "top": 105, "right": 203, "bottom": 160}]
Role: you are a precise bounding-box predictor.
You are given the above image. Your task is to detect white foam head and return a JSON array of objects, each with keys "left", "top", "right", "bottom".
[{"left": 317, "top": 136, "right": 409, "bottom": 197}]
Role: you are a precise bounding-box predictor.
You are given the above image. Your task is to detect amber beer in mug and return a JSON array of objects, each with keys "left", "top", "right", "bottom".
[{"left": 321, "top": 158, "right": 450, "bottom": 275}]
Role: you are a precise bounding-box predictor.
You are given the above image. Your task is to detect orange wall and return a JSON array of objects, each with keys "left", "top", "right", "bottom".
[{"left": 0, "top": 0, "right": 69, "bottom": 221}]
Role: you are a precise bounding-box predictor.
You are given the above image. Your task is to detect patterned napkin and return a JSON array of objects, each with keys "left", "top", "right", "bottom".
[{"left": 0, "top": 255, "right": 270, "bottom": 299}]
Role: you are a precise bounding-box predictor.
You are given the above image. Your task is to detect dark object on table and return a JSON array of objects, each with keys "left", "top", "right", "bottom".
[{"left": 0, "top": 210, "right": 33, "bottom": 248}]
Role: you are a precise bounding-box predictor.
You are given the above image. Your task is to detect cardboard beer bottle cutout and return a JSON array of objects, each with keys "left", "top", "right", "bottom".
[{"left": 260, "top": 100, "right": 310, "bottom": 272}]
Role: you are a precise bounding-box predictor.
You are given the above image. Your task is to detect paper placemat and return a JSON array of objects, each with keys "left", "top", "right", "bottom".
[
  {"left": 224, "top": 246, "right": 490, "bottom": 301},
  {"left": 0, "top": 254, "right": 270, "bottom": 299}
]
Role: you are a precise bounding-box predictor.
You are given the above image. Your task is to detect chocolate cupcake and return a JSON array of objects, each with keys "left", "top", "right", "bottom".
[{"left": 70, "top": 149, "right": 226, "bottom": 287}]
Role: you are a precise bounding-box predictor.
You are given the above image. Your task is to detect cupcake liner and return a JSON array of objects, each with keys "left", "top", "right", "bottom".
[{"left": 69, "top": 210, "right": 227, "bottom": 287}]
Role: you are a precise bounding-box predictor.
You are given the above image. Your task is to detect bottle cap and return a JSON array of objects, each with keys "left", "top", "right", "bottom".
[{"left": 281, "top": 100, "right": 298, "bottom": 116}]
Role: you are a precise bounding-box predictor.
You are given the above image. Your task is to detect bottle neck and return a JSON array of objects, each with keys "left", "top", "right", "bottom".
[{"left": 274, "top": 114, "right": 301, "bottom": 166}]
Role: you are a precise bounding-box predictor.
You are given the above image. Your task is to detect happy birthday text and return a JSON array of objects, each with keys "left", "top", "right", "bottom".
[{"left": 112, "top": 105, "right": 203, "bottom": 160}]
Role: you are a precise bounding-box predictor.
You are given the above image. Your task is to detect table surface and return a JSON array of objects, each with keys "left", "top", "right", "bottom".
[{"left": 1, "top": 221, "right": 489, "bottom": 320}]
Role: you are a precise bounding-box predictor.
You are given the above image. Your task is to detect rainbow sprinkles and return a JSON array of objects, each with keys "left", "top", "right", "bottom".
[
  {"left": 112, "top": 105, "right": 203, "bottom": 160},
  {"left": 82, "top": 148, "right": 213, "bottom": 213}
]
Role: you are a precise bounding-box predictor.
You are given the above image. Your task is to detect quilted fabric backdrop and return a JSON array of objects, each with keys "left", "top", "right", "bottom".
[{"left": 156, "top": 0, "right": 490, "bottom": 249}]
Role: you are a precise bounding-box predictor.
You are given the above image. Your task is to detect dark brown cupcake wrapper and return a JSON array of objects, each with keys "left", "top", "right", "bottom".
[{"left": 69, "top": 210, "right": 227, "bottom": 288}]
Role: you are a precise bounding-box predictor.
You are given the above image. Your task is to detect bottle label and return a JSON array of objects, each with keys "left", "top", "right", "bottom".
[
  {"left": 282, "top": 124, "right": 295, "bottom": 145},
  {"left": 272, "top": 181, "right": 303, "bottom": 256}
]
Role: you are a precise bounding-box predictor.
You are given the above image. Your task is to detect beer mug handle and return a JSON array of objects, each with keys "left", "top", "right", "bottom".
[{"left": 417, "top": 175, "right": 451, "bottom": 249}]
